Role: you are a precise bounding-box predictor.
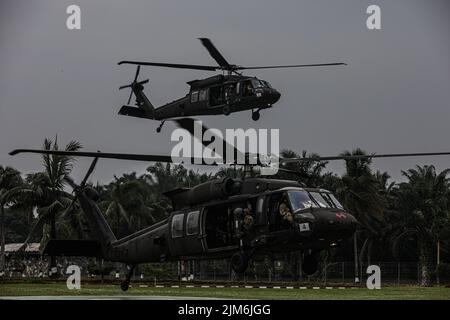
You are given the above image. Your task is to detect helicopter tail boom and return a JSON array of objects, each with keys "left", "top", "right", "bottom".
[{"left": 118, "top": 105, "right": 154, "bottom": 119}]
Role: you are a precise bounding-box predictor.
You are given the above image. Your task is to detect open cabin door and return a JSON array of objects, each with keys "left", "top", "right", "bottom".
[{"left": 203, "top": 203, "right": 239, "bottom": 253}]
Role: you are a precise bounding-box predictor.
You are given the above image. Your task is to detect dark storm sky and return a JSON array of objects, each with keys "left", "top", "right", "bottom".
[{"left": 1, "top": 0, "right": 449, "bottom": 184}]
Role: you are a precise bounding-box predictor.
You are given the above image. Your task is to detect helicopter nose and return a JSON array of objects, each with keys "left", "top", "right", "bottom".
[
  {"left": 270, "top": 90, "right": 281, "bottom": 103},
  {"left": 313, "top": 210, "right": 358, "bottom": 239}
]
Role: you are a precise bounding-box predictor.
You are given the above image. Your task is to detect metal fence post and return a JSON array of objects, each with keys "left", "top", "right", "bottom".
[
  {"left": 437, "top": 240, "right": 440, "bottom": 286},
  {"left": 417, "top": 262, "right": 420, "bottom": 285},
  {"left": 353, "top": 233, "right": 359, "bottom": 283}
]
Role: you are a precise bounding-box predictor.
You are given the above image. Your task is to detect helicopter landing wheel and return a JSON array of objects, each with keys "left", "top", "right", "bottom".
[
  {"left": 156, "top": 120, "right": 166, "bottom": 133},
  {"left": 120, "top": 264, "right": 135, "bottom": 292},
  {"left": 302, "top": 252, "right": 319, "bottom": 275},
  {"left": 251, "top": 110, "right": 260, "bottom": 121},
  {"left": 223, "top": 105, "right": 231, "bottom": 116},
  {"left": 120, "top": 280, "right": 130, "bottom": 291},
  {"left": 231, "top": 252, "right": 249, "bottom": 274}
]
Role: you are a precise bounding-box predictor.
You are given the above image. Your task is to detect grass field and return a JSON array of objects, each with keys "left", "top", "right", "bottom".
[{"left": 1, "top": 282, "right": 449, "bottom": 299}]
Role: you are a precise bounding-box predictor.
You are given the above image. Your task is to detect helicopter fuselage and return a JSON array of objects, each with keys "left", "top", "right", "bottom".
[
  {"left": 101, "top": 178, "right": 357, "bottom": 266},
  {"left": 119, "top": 74, "right": 281, "bottom": 125}
]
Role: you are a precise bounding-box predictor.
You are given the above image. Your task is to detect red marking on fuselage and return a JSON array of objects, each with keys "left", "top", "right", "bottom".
[{"left": 335, "top": 212, "right": 347, "bottom": 219}]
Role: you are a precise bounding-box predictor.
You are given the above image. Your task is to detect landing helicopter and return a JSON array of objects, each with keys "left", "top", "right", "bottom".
[
  {"left": 117, "top": 38, "right": 346, "bottom": 132},
  {"left": 10, "top": 147, "right": 450, "bottom": 291}
]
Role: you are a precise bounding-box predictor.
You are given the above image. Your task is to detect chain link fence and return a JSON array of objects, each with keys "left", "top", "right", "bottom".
[{"left": 2, "top": 251, "right": 447, "bottom": 286}]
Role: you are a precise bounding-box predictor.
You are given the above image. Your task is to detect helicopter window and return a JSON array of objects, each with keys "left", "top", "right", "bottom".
[
  {"left": 243, "top": 81, "right": 253, "bottom": 96},
  {"left": 191, "top": 91, "right": 199, "bottom": 103},
  {"left": 287, "top": 191, "right": 318, "bottom": 212},
  {"left": 309, "top": 192, "right": 332, "bottom": 208},
  {"left": 225, "top": 84, "right": 236, "bottom": 98},
  {"left": 171, "top": 213, "right": 184, "bottom": 238},
  {"left": 327, "top": 193, "right": 344, "bottom": 210},
  {"left": 251, "top": 79, "right": 266, "bottom": 88},
  {"left": 199, "top": 89, "right": 207, "bottom": 101},
  {"left": 186, "top": 211, "right": 200, "bottom": 235},
  {"left": 263, "top": 81, "right": 272, "bottom": 88}
]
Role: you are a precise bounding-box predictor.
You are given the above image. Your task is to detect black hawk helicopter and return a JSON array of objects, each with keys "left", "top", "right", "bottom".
[
  {"left": 117, "top": 38, "right": 346, "bottom": 132},
  {"left": 10, "top": 147, "right": 450, "bottom": 291}
]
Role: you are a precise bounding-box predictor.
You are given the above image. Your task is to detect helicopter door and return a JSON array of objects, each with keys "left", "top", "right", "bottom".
[
  {"left": 241, "top": 80, "right": 254, "bottom": 97},
  {"left": 204, "top": 203, "right": 237, "bottom": 252},
  {"left": 209, "top": 85, "right": 224, "bottom": 107},
  {"left": 224, "top": 83, "right": 237, "bottom": 104},
  {"left": 267, "top": 192, "right": 288, "bottom": 231},
  {"left": 255, "top": 196, "right": 268, "bottom": 226}
]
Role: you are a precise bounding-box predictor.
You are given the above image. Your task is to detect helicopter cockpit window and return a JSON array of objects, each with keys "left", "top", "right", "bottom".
[
  {"left": 191, "top": 91, "right": 199, "bottom": 103},
  {"left": 171, "top": 213, "right": 184, "bottom": 238},
  {"left": 263, "top": 80, "right": 272, "bottom": 88},
  {"left": 251, "top": 79, "right": 266, "bottom": 88},
  {"left": 287, "top": 191, "right": 318, "bottom": 212},
  {"left": 309, "top": 192, "right": 332, "bottom": 208},
  {"left": 326, "top": 193, "right": 344, "bottom": 210},
  {"left": 186, "top": 211, "right": 200, "bottom": 235}
]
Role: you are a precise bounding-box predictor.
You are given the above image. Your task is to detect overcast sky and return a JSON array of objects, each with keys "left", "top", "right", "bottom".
[{"left": 1, "top": 0, "right": 449, "bottom": 184}]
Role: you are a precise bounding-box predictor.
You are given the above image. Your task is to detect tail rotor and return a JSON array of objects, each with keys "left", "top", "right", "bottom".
[
  {"left": 119, "top": 66, "right": 149, "bottom": 105},
  {"left": 63, "top": 155, "right": 100, "bottom": 216}
]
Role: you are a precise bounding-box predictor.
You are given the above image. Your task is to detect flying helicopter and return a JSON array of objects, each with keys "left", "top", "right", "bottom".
[
  {"left": 10, "top": 147, "right": 450, "bottom": 291},
  {"left": 117, "top": 38, "right": 346, "bottom": 132}
]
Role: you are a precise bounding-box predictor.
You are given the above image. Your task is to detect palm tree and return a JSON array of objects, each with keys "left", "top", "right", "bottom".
[
  {"left": 336, "top": 148, "right": 387, "bottom": 265},
  {"left": 272, "top": 149, "right": 329, "bottom": 187},
  {"left": 19, "top": 137, "right": 82, "bottom": 275},
  {"left": 214, "top": 166, "right": 244, "bottom": 179},
  {"left": 0, "top": 166, "right": 23, "bottom": 275},
  {"left": 143, "top": 162, "right": 211, "bottom": 218},
  {"left": 390, "top": 165, "right": 450, "bottom": 286},
  {"left": 100, "top": 173, "right": 155, "bottom": 237}
]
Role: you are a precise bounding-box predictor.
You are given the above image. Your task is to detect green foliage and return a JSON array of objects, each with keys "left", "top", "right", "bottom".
[
  {"left": 3, "top": 208, "right": 30, "bottom": 243},
  {"left": 271, "top": 149, "right": 329, "bottom": 187},
  {"left": 2, "top": 145, "right": 450, "bottom": 286},
  {"left": 140, "top": 263, "right": 177, "bottom": 279},
  {"left": 437, "top": 263, "right": 450, "bottom": 282},
  {"left": 387, "top": 165, "right": 450, "bottom": 285}
]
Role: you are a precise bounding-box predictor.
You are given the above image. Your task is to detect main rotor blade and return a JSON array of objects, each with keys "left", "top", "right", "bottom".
[
  {"left": 277, "top": 167, "right": 303, "bottom": 176},
  {"left": 118, "top": 61, "right": 218, "bottom": 71},
  {"left": 126, "top": 89, "right": 133, "bottom": 105},
  {"left": 279, "top": 151, "right": 450, "bottom": 164},
  {"left": 134, "top": 65, "right": 141, "bottom": 82},
  {"left": 80, "top": 156, "right": 99, "bottom": 188},
  {"left": 64, "top": 176, "right": 77, "bottom": 189},
  {"left": 237, "top": 62, "right": 347, "bottom": 70},
  {"left": 60, "top": 196, "right": 77, "bottom": 219},
  {"left": 198, "top": 38, "right": 230, "bottom": 68},
  {"left": 173, "top": 118, "right": 245, "bottom": 162},
  {"left": 9, "top": 149, "right": 215, "bottom": 165}
]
